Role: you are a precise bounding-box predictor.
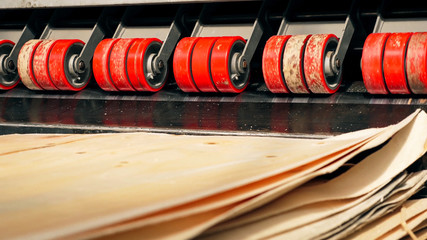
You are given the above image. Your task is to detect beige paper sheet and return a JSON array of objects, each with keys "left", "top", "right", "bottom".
[
  {"left": 0, "top": 110, "right": 424, "bottom": 240},
  {"left": 347, "top": 199, "right": 427, "bottom": 240}
]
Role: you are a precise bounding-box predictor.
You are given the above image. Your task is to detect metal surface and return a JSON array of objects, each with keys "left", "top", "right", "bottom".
[
  {"left": 0, "top": 81, "right": 425, "bottom": 136},
  {"left": 0, "top": 0, "right": 257, "bottom": 9}
]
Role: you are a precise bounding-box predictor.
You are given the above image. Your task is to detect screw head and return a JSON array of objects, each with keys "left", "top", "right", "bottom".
[
  {"left": 78, "top": 61, "right": 86, "bottom": 71},
  {"left": 7, "top": 60, "right": 15, "bottom": 71},
  {"left": 335, "top": 59, "right": 341, "bottom": 68},
  {"left": 242, "top": 60, "right": 248, "bottom": 69},
  {"left": 158, "top": 60, "right": 164, "bottom": 70}
]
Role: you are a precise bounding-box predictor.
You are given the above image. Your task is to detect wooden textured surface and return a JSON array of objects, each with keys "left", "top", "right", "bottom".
[{"left": 0, "top": 110, "right": 425, "bottom": 239}]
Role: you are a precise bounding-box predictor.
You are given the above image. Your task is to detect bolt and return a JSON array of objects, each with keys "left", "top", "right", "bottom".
[
  {"left": 78, "top": 61, "right": 86, "bottom": 71},
  {"left": 231, "top": 74, "right": 239, "bottom": 81},
  {"left": 7, "top": 60, "right": 15, "bottom": 71},
  {"left": 335, "top": 58, "right": 341, "bottom": 69},
  {"left": 242, "top": 60, "right": 248, "bottom": 69},
  {"left": 158, "top": 60, "right": 164, "bottom": 70}
]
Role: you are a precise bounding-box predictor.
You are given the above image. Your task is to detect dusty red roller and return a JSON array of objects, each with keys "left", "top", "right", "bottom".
[
  {"left": 18, "top": 40, "right": 44, "bottom": 90},
  {"left": 109, "top": 38, "right": 137, "bottom": 91},
  {"left": 211, "top": 36, "right": 248, "bottom": 93},
  {"left": 173, "top": 37, "right": 200, "bottom": 92},
  {"left": 33, "top": 40, "right": 59, "bottom": 90},
  {"left": 383, "top": 32, "right": 412, "bottom": 94},
  {"left": 127, "top": 38, "right": 147, "bottom": 91},
  {"left": 361, "top": 33, "right": 390, "bottom": 94},
  {"left": 93, "top": 38, "right": 119, "bottom": 91},
  {"left": 48, "top": 39, "right": 89, "bottom": 91},
  {"left": 406, "top": 32, "right": 427, "bottom": 94},
  {"left": 191, "top": 37, "right": 219, "bottom": 92},
  {"left": 262, "top": 35, "right": 291, "bottom": 93},
  {"left": 283, "top": 34, "right": 312, "bottom": 94},
  {"left": 127, "top": 38, "right": 165, "bottom": 92},
  {"left": 303, "top": 34, "right": 340, "bottom": 94}
]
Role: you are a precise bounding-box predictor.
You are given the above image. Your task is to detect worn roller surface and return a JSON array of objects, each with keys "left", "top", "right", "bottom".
[
  {"left": 93, "top": 38, "right": 120, "bottom": 91},
  {"left": 303, "top": 34, "right": 340, "bottom": 94},
  {"left": 109, "top": 38, "right": 137, "bottom": 91},
  {"left": 283, "top": 34, "right": 311, "bottom": 94},
  {"left": 383, "top": 32, "right": 412, "bottom": 94},
  {"left": 262, "top": 35, "right": 291, "bottom": 93},
  {"left": 33, "top": 40, "right": 59, "bottom": 90},
  {"left": 211, "top": 36, "right": 248, "bottom": 93},
  {"left": 127, "top": 38, "right": 148, "bottom": 91},
  {"left": 406, "top": 32, "right": 427, "bottom": 94},
  {"left": 361, "top": 33, "right": 390, "bottom": 94},
  {"left": 173, "top": 37, "right": 200, "bottom": 92},
  {"left": 192, "top": 37, "right": 219, "bottom": 92},
  {"left": 48, "top": 39, "right": 88, "bottom": 91},
  {"left": 18, "top": 40, "right": 44, "bottom": 90}
]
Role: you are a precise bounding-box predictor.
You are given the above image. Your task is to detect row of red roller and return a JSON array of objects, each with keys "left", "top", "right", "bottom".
[
  {"left": 362, "top": 32, "right": 427, "bottom": 94},
  {"left": 2, "top": 32, "right": 427, "bottom": 94}
]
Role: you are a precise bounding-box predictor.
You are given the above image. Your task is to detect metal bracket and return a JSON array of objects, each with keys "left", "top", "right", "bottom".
[
  {"left": 373, "top": 0, "right": 427, "bottom": 33},
  {"left": 1, "top": 10, "right": 50, "bottom": 74},
  {"left": 277, "top": 0, "right": 358, "bottom": 76},
  {"left": 72, "top": 8, "right": 121, "bottom": 75},
  {"left": 191, "top": 1, "right": 267, "bottom": 80}
]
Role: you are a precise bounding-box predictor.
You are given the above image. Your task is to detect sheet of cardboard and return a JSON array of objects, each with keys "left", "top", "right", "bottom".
[
  {"left": 347, "top": 199, "right": 427, "bottom": 240},
  {"left": 206, "top": 111, "right": 427, "bottom": 234},
  {"left": 0, "top": 110, "right": 424, "bottom": 239}
]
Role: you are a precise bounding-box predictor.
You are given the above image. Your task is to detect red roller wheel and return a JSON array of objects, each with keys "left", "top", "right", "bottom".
[
  {"left": 18, "top": 40, "right": 44, "bottom": 90},
  {"left": 383, "top": 32, "right": 412, "bottom": 94},
  {"left": 192, "top": 37, "right": 219, "bottom": 92},
  {"left": 262, "top": 35, "right": 291, "bottom": 93},
  {"left": 127, "top": 38, "right": 165, "bottom": 92},
  {"left": 406, "top": 32, "right": 427, "bottom": 94},
  {"left": 33, "top": 40, "right": 59, "bottom": 90},
  {"left": 283, "top": 34, "right": 312, "bottom": 94},
  {"left": 128, "top": 38, "right": 147, "bottom": 91},
  {"left": 109, "top": 38, "right": 137, "bottom": 91},
  {"left": 211, "top": 36, "right": 248, "bottom": 93},
  {"left": 303, "top": 34, "right": 340, "bottom": 94},
  {"left": 93, "top": 38, "right": 119, "bottom": 91},
  {"left": 173, "top": 37, "right": 200, "bottom": 92},
  {"left": 361, "top": 33, "right": 390, "bottom": 94},
  {"left": 0, "top": 40, "right": 19, "bottom": 90},
  {"left": 48, "top": 39, "right": 90, "bottom": 91}
]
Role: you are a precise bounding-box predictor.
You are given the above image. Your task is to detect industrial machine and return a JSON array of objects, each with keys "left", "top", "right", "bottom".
[{"left": 0, "top": 0, "right": 425, "bottom": 137}]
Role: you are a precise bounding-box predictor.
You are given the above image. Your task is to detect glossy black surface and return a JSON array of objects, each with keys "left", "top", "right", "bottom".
[{"left": 0, "top": 81, "right": 426, "bottom": 137}]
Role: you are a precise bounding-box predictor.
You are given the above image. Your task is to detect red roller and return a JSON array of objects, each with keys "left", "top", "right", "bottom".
[
  {"left": 127, "top": 38, "right": 165, "bottom": 92},
  {"left": 18, "top": 40, "right": 44, "bottom": 90},
  {"left": 262, "top": 35, "right": 291, "bottom": 93},
  {"left": 406, "top": 32, "right": 427, "bottom": 94},
  {"left": 109, "top": 38, "right": 137, "bottom": 91},
  {"left": 48, "top": 39, "right": 88, "bottom": 91},
  {"left": 304, "top": 34, "right": 340, "bottom": 94},
  {"left": 361, "top": 33, "right": 390, "bottom": 94},
  {"left": 191, "top": 37, "right": 219, "bottom": 92},
  {"left": 173, "top": 37, "right": 200, "bottom": 92},
  {"left": 93, "top": 38, "right": 119, "bottom": 91},
  {"left": 33, "top": 40, "right": 59, "bottom": 90},
  {"left": 211, "top": 36, "right": 248, "bottom": 93},
  {"left": 0, "top": 40, "right": 18, "bottom": 90},
  {"left": 383, "top": 32, "right": 412, "bottom": 94},
  {"left": 283, "top": 34, "right": 311, "bottom": 94}
]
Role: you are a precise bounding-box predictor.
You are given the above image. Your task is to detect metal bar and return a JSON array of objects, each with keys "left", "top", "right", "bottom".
[
  {"left": 0, "top": 0, "right": 259, "bottom": 9},
  {"left": 74, "top": 8, "right": 120, "bottom": 74},
  {"left": 3, "top": 10, "right": 50, "bottom": 73}
]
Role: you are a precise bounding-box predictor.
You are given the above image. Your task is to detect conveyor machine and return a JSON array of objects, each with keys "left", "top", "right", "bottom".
[{"left": 0, "top": 0, "right": 425, "bottom": 137}]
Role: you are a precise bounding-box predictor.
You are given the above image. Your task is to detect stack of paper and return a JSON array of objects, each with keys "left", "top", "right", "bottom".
[{"left": 0, "top": 110, "right": 426, "bottom": 239}]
